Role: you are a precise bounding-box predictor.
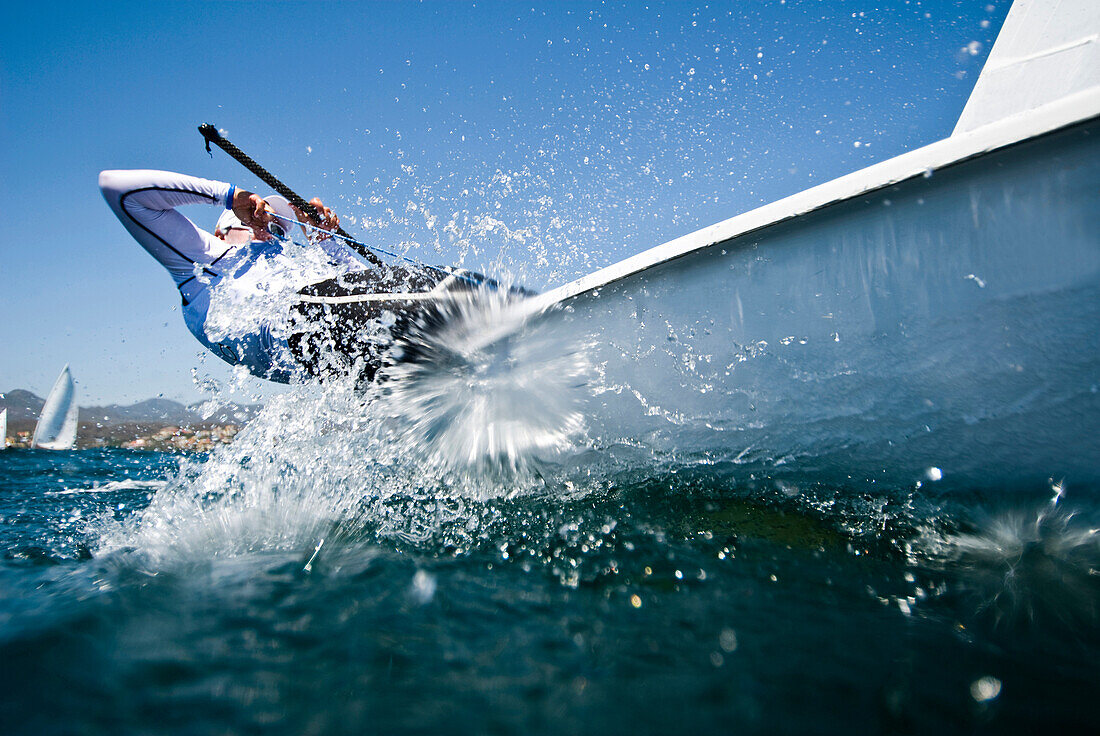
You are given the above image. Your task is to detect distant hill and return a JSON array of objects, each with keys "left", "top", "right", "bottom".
[
  {"left": 0, "top": 389, "right": 45, "bottom": 424},
  {"left": 1, "top": 389, "right": 262, "bottom": 434},
  {"left": 81, "top": 398, "right": 199, "bottom": 426}
]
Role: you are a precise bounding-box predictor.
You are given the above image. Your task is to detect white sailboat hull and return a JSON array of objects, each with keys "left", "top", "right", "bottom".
[
  {"left": 527, "top": 115, "right": 1099, "bottom": 490},
  {"left": 500, "top": 1, "right": 1100, "bottom": 491}
]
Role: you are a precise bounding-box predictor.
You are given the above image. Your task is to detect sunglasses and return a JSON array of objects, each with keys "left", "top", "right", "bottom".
[
  {"left": 268, "top": 220, "right": 288, "bottom": 239},
  {"left": 223, "top": 221, "right": 287, "bottom": 239}
]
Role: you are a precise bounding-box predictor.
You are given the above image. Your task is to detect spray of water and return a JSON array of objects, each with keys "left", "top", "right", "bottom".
[
  {"left": 204, "top": 237, "right": 363, "bottom": 345},
  {"left": 378, "top": 291, "right": 592, "bottom": 485},
  {"left": 913, "top": 483, "right": 1100, "bottom": 632},
  {"left": 94, "top": 287, "right": 596, "bottom": 568}
]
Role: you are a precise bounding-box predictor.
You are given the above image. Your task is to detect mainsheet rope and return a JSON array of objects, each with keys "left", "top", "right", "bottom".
[{"left": 267, "top": 212, "right": 480, "bottom": 285}]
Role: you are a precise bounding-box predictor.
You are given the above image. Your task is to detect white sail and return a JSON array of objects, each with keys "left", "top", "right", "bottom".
[
  {"left": 32, "top": 365, "right": 79, "bottom": 450},
  {"left": 953, "top": 0, "right": 1100, "bottom": 136},
  {"left": 0, "top": 408, "right": 7, "bottom": 450}
]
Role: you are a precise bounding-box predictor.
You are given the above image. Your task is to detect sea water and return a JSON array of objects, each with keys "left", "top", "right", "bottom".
[{"left": 1, "top": 294, "right": 1098, "bottom": 735}]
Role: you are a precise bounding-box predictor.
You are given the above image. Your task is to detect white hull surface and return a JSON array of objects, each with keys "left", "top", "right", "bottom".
[
  {"left": 32, "top": 365, "right": 78, "bottom": 451},
  {"left": 524, "top": 115, "right": 1098, "bottom": 491},
  {"left": 0, "top": 408, "right": 6, "bottom": 449},
  {"left": 505, "top": 1, "right": 1100, "bottom": 491}
]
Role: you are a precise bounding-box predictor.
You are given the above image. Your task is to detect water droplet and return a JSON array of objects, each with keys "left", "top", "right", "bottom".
[
  {"left": 411, "top": 570, "right": 437, "bottom": 604},
  {"left": 970, "top": 676, "right": 1002, "bottom": 702}
]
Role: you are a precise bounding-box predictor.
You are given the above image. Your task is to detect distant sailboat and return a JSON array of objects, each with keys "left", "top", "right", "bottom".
[
  {"left": 32, "top": 365, "right": 79, "bottom": 450},
  {"left": 0, "top": 408, "right": 7, "bottom": 450}
]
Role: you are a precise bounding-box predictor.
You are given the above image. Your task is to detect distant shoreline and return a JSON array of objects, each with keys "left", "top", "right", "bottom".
[
  {"left": 2, "top": 388, "right": 260, "bottom": 452},
  {"left": 5, "top": 420, "right": 241, "bottom": 452}
]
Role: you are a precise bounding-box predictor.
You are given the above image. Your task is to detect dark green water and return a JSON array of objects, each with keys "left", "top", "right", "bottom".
[{"left": 0, "top": 448, "right": 1097, "bottom": 735}]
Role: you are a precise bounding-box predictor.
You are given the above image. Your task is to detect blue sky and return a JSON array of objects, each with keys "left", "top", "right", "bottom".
[{"left": 0, "top": 0, "right": 1008, "bottom": 405}]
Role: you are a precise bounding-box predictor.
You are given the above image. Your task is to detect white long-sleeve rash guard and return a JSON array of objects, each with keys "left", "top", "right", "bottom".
[
  {"left": 99, "top": 169, "right": 305, "bottom": 381},
  {"left": 99, "top": 169, "right": 237, "bottom": 289}
]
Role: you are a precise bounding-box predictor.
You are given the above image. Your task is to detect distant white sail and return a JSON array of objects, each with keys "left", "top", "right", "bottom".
[
  {"left": 32, "top": 365, "right": 78, "bottom": 450},
  {"left": 0, "top": 408, "right": 7, "bottom": 450}
]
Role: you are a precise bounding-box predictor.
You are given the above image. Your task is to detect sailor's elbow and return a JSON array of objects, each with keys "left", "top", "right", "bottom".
[{"left": 98, "top": 169, "right": 126, "bottom": 198}]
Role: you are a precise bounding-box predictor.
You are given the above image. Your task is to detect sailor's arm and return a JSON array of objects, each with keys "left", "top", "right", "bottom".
[
  {"left": 99, "top": 169, "right": 234, "bottom": 214},
  {"left": 98, "top": 169, "right": 235, "bottom": 284}
]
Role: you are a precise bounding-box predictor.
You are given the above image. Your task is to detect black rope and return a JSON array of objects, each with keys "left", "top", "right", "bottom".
[{"left": 198, "top": 124, "right": 384, "bottom": 267}]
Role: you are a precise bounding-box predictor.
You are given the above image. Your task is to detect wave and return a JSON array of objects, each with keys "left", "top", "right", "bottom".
[{"left": 47, "top": 479, "right": 168, "bottom": 496}]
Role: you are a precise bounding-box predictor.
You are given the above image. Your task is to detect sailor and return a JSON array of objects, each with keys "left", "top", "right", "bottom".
[{"left": 99, "top": 169, "right": 360, "bottom": 383}]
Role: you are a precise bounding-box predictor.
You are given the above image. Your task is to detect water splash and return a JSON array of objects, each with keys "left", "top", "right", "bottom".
[
  {"left": 378, "top": 292, "right": 592, "bottom": 486},
  {"left": 204, "top": 237, "right": 363, "bottom": 344},
  {"left": 913, "top": 486, "right": 1100, "bottom": 632},
  {"left": 94, "top": 292, "right": 595, "bottom": 567}
]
